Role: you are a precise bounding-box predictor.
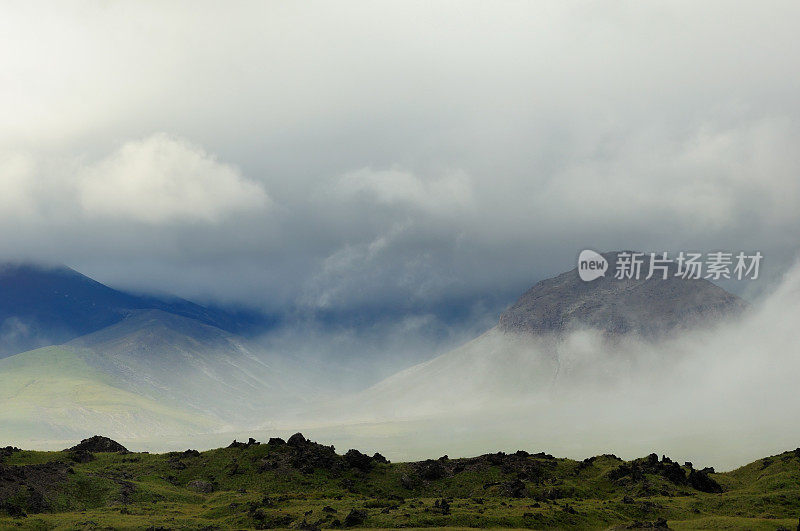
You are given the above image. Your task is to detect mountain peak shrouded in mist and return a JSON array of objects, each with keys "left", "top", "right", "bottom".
[
  {"left": 498, "top": 251, "right": 747, "bottom": 339},
  {"left": 341, "top": 252, "right": 752, "bottom": 429},
  {"left": 0, "top": 262, "right": 268, "bottom": 359}
]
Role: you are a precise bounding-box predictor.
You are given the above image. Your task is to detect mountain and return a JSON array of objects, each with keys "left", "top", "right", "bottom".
[
  {"left": 66, "top": 309, "right": 311, "bottom": 420},
  {"left": 2, "top": 433, "right": 799, "bottom": 529},
  {"left": 498, "top": 251, "right": 747, "bottom": 338},
  {"left": 326, "top": 251, "right": 748, "bottom": 423},
  {"left": 0, "top": 344, "right": 217, "bottom": 441},
  {"left": 0, "top": 310, "right": 311, "bottom": 443},
  {"left": 0, "top": 262, "right": 268, "bottom": 358}
]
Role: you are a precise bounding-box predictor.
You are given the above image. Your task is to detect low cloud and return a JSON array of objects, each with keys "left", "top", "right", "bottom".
[
  {"left": 77, "top": 133, "right": 270, "bottom": 224},
  {"left": 287, "top": 258, "right": 800, "bottom": 468},
  {"left": 337, "top": 167, "right": 474, "bottom": 214}
]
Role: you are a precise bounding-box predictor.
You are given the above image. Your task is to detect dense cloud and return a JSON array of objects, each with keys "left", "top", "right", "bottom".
[{"left": 1, "top": 1, "right": 799, "bottom": 324}]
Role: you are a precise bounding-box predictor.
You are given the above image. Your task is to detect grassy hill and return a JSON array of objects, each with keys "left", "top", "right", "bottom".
[
  {"left": 0, "top": 311, "right": 318, "bottom": 444},
  {"left": 0, "top": 346, "right": 217, "bottom": 441},
  {"left": 1, "top": 434, "right": 798, "bottom": 530}
]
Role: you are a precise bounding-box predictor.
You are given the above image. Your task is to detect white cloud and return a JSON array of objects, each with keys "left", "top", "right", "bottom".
[
  {"left": 77, "top": 134, "right": 269, "bottom": 224},
  {"left": 337, "top": 167, "right": 474, "bottom": 214}
]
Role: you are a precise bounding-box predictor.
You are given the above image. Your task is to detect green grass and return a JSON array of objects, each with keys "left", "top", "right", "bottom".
[
  {"left": 0, "top": 346, "right": 216, "bottom": 440},
  {"left": 1, "top": 442, "right": 799, "bottom": 529}
]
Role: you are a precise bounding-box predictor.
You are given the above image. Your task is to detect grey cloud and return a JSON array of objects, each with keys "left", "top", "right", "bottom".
[{"left": 0, "top": 1, "right": 798, "bottom": 319}]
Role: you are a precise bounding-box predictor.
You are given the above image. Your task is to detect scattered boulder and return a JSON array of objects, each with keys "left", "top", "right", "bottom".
[
  {"left": 187, "top": 480, "right": 215, "bottom": 493},
  {"left": 343, "top": 509, "right": 367, "bottom": 527},
  {"left": 416, "top": 459, "right": 447, "bottom": 480},
  {"left": 0, "top": 446, "right": 20, "bottom": 462},
  {"left": 400, "top": 474, "right": 416, "bottom": 489},
  {"left": 626, "top": 518, "right": 669, "bottom": 528},
  {"left": 297, "top": 518, "right": 321, "bottom": 531},
  {"left": 227, "top": 438, "right": 260, "bottom": 449},
  {"left": 503, "top": 478, "right": 528, "bottom": 498},
  {"left": 66, "top": 436, "right": 127, "bottom": 453},
  {"left": 0, "top": 462, "right": 68, "bottom": 515},
  {"left": 67, "top": 449, "right": 95, "bottom": 463},
  {"left": 372, "top": 452, "right": 389, "bottom": 464},
  {"left": 268, "top": 437, "right": 286, "bottom": 445},
  {"left": 433, "top": 498, "right": 451, "bottom": 515}
]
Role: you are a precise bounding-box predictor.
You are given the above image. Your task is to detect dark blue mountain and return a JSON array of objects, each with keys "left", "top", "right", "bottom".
[{"left": 0, "top": 263, "right": 272, "bottom": 358}]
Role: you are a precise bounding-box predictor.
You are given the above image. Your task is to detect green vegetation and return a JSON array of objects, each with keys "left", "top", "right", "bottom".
[
  {"left": 1, "top": 435, "right": 799, "bottom": 530},
  {"left": 0, "top": 346, "right": 216, "bottom": 440}
]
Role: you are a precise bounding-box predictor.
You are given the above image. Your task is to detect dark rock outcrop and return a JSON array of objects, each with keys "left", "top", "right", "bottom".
[
  {"left": 372, "top": 452, "right": 389, "bottom": 464},
  {"left": 344, "top": 449, "right": 373, "bottom": 472},
  {"left": 0, "top": 446, "right": 20, "bottom": 462},
  {"left": 227, "top": 437, "right": 260, "bottom": 449},
  {"left": 343, "top": 509, "right": 367, "bottom": 527},
  {"left": 0, "top": 461, "right": 69, "bottom": 515},
  {"left": 66, "top": 435, "right": 128, "bottom": 453},
  {"left": 287, "top": 433, "right": 307, "bottom": 446},
  {"left": 688, "top": 469, "right": 723, "bottom": 493}
]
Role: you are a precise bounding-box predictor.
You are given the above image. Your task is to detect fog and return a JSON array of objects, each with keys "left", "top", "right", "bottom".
[
  {"left": 6, "top": 259, "right": 798, "bottom": 471},
  {"left": 232, "top": 257, "right": 800, "bottom": 471}
]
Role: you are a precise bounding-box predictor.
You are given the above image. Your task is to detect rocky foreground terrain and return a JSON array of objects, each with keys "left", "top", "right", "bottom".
[{"left": 1, "top": 435, "right": 799, "bottom": 530}]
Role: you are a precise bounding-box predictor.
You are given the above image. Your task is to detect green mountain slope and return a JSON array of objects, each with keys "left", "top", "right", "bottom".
[
  {"left": 66, "top": 309, "right": 313, "bottom": 421},
  {"left": 0, "top": 346, "right": 217, "bottom": 441},
  {"left": 0, "top": 310, "right": 314, "bottom": 445},
  {"left": 1, "top": 435, "right": 798, "bottom": 529}
]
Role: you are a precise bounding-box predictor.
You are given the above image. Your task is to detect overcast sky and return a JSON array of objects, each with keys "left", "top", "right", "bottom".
[{"left": 2, "top": 1, "right": 799, "bottom": 324}]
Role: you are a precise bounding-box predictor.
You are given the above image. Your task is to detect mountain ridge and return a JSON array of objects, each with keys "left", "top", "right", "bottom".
[{"left": 0, "top": 262, "right": 268, "bottom": 358}]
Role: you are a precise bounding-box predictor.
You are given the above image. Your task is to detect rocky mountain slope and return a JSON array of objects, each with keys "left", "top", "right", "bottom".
[
  {"left": 334, "top": 251, "right": 748, "bottom": 423},
  {"left": 499, "top": 251, "right": 747, "bottom": 338}
]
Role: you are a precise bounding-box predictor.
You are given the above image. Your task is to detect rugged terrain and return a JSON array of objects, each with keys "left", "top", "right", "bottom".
[
  {"left": 1, "top": 435, "right": 799, "bottom": 530},
  {"left": 498, "top": 251, "right": 747, "bottom": 338}
]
